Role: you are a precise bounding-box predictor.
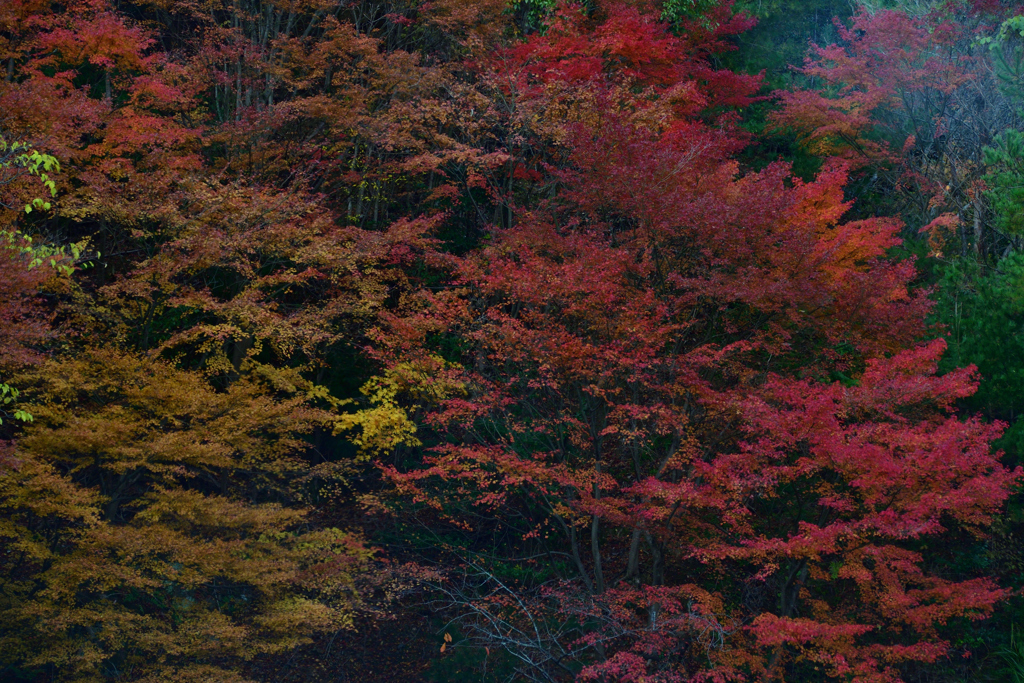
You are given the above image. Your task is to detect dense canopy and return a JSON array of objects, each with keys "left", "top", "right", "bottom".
[{"left": 3, "top": 1, "right": 1024, "bottom": 682}]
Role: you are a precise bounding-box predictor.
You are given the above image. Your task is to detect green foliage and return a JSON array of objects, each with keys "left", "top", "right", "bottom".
[
  {"left": 985, "top": 129, "right": 1024, "bottom": 237},
  {"left": 979, "top": 18, "right": 1024, "bottom": 240},
  {"left": 507, "top": 0, "right": 567, "bottom": 35},
  {"left": 0, "top": 383, "right": 33, "bottom": 425},
  {"left": 857, "top": 0, "right": 943, "bottom": 15},
  {"left": 934, "top": 254, "right": 1024, "bottom": 462},
  {"left": 662, "top": 0, "right": 720, "bottom": 24},
  {"left": 0, "top": 229, "right": 96, "bottom": 276},
  {"left": 996, "top": 624, "right": 1024, "bottom": 683},
  {"left": 0, "top": 137, "right": 60, "bottom": 214},
  {"left": 979, "top": 15, "right": 1024, "bottom": 104},
  {"left": 726, "top": 0, "right": 847, "bottom": 88}
]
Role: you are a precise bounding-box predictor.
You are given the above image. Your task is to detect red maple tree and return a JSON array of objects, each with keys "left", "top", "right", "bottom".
[{"left": 350, "top": 5, "right": 1019, "bottom": 679}]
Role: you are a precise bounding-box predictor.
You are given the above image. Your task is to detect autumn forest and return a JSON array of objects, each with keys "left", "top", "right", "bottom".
[{"left": 5, "top": 0, "right": 1024, "bottom": 681}]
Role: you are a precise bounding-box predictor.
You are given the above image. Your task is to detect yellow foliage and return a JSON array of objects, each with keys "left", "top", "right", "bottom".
[
  {"left": 335, "top": 354, "right": 465, "bottom": 459},
  {"left": 0, "top": 349, "right": 371, "bottom": 682}
]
